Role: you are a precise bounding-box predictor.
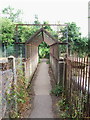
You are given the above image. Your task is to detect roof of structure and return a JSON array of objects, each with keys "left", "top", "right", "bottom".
[
  {"left": 25, "top": 28, "right": 58, "bottom": 46},
  {"left": 25, "top": 28, "right": 68, "bottom": 46}
]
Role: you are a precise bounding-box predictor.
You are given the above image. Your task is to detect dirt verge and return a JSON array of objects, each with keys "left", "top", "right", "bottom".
[{"left": 20, "top": 64, "right": 40, "bottom": 118}]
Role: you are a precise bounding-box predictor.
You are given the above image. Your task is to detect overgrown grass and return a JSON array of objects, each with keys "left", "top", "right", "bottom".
[
  {"left": 56, "top": 91, "right": 86, "bottom": 118},
  {"left": 51, "top": 83, "right": 85, "bottom": 118}
]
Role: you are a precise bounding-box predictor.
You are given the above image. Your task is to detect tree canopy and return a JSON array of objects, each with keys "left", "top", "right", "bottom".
[
  {"left": 0, "top": 18, "right": 15, "bottom": 45},
  {"left": 2, "top": 6, "right": 22, "bottom": 22},
  {"left": 60, "top": 22, "right": 88, "bottom": 56},
  {"left": 0, "top": 6, "right": 89, "bottom": 57}
]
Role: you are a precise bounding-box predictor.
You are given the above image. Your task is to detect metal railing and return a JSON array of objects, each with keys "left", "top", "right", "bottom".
[{"left": 65, "top": 55, "right": 90, "bottom": 117}]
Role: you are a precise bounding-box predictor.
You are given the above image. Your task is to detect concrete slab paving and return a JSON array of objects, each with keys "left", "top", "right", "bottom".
[{"left": 30, "top": 59, "right": 54, "bottom": 118}]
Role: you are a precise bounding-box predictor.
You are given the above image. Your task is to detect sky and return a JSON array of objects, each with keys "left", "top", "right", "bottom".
[{"left": 0, "top": 0, "right": 89, "bottom": 37}]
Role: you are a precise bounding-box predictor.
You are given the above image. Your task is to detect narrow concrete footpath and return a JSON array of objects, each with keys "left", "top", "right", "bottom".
[{"left": 30, "top": 59, "right": 54, "bottom": 118}]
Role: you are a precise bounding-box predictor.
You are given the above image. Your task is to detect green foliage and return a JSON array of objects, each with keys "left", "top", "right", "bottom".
[
  {"left": 57, "top": 91, "right": 87, "bottom": 118},
  {"left": 6, "top": 86, "right": 20, "bottom": 118},
  {"left": 16, "top": 15, "right": 41, "bottom": 42},
  {"left": 0, "top": 18, "right": 15, "bottom": 44},
  {"left": 56, "top": 96, "right": 70, "bottom": 118},
  {"left": 73, "top": 37, "right": 88, "bottom": 56},
  {"left": 5, "top": 60, "right": 29, "bottom": 118},
  {"left": 60, "top": 22, "right": 88, "bottom": 55},
  {"left": 17, "top": 25, "right": 39, "bottom": 42},
  {"left": 43, "top": 21, "right": 58, "bottom": 40},
  {"left": 34, "top": 14, "right": 40, "bottom": 25},
  {"left": 39, "top": 42, "right": 50, "bottom": 58},
  {"left": 1, "top": 7, "right": 88, "bottom": 57},
  {"left": 2, "top": 6, "right": 22, "bottom": 22},
  {"left": 43, "top": 21, "right": 52, "bottom": 31},
  {"left": 51, "top": 84, "right": 63, "bottom": 96}
]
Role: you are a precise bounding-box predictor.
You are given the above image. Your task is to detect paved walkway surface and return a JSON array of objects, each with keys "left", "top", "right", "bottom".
[{"left": 30, "top": 59, "right": 54, "bottom": 118}]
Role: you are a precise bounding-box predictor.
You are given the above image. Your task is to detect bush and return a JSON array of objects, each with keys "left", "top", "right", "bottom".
[{"left": 51, "top": 84, "right": 63, "bottom": 96}]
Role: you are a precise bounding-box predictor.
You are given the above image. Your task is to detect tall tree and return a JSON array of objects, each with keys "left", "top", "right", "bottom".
[
  {"left": 60, "top": 22, "right": 88, "bottom": 55},
  {"left": 0, "top": 18, "right": 15, "bottom": 44},
  {"left": 43, "top": 21, "right": 52, "bottom": 31},
  {"left": 34, "top": 15, "right": 40, "bottom": 24},
  {"left": 2, "top": 6, "right": 22, "bottom": 22}
]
